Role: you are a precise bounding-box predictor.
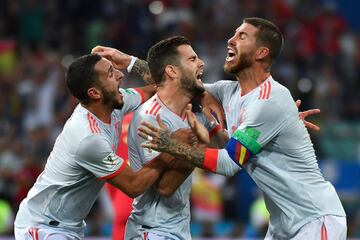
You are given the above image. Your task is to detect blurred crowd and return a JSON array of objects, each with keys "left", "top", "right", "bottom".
[{"left": 0, "top": 0, "right": 359, "bottom": 238}]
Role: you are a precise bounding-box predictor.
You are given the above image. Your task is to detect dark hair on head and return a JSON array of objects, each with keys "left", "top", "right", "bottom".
[
  {"left": 146, "top": 36, "right": 191, "bottom": 85},
  {"left": 66, "top": 54, "right": 102, "bottom": 104},
  {"left": 243, "top": 17, "right": 284, "bottom": 64}
]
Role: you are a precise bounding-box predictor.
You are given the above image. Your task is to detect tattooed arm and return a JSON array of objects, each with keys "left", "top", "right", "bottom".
[
  {"left": 138, "top": 114, "right": 240, "bottom": 177},
  {"left": 139, "top": 121, "right": 207, "bottom": 169},
  {"left": 132, "top": 58, "right": 154, "bottom": 84}
]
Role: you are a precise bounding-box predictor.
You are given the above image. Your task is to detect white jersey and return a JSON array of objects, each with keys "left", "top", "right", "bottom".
[
  {"left": 14, "top": 88, "right": 144, "bottom": 238},
  {"left": 204, "top": 77, "right": 346, "bottom": 239},
  {"left": 125, "top": 94, "right": 220, "bottom": 240}
]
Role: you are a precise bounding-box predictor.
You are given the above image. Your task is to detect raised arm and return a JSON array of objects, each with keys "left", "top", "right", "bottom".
[{"left": 92, "top": 46, "right": 154, "bottom": 84}]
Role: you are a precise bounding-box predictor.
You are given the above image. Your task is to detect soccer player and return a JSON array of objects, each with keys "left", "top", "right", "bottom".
[
  {"left": 125, "top": 36, "right": 225, "bottom": 240},
  {"left": 14, "top": 54, "right": 174, "bottom": 240},
  {"left": 138, "top": 18, "right": 347, "bottom": 239}
]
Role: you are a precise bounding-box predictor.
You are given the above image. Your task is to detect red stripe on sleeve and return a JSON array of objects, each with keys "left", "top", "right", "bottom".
[
  {"left": 258, "top": 85, "right": 263, "bottom": 99},
  {"left": 133, "top": 88, "right": 146, "bottom": 104},
  {"left": 98, "top": 162, "right": 127, "bottom": 181},
  {"left": 261, "top": 81, "right": 268, "bottom": 99},
  {"left": 209, "top": 124, "right": 221, "bottom": 138},
  {"left": 265, "top": 81, "right": 271, "bottom": 99},
  {"left": 203, "top": 148, "right": 219, "bottom": 173}
]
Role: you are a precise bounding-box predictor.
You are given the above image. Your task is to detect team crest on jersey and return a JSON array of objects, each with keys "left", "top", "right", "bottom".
[{"left": 105, "top": 153, "right": 118, "bottom": 165}]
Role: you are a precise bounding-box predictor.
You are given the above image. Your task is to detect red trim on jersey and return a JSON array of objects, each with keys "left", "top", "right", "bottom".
[
  {"left": 99, "top": 162, "right": 127, "bottom": 180},
  {"left": 149, "top": 102, "right": 159, "bottom": 115},
  {"left": 28, "top": 228, "right": 33, "bottom": 240},
  {"left": 262, "top": 81, "right": 268, "bottom": 99},
  {"left": 258, "top": 85, "right": 263, "bottom": 99},
  {"left": 28, "top": 228, "right": 39, "bottom": 240},
  {"left": 209, "top": 124, "right": 221, "bottom": 138},
  {"left": 87, "top": 113, "right": 101, "bottom": 133},
  {"left": 153, "top": 105, "right": 161, "bottom": 116},
  {"left": 321, "top": 222, "right": 328, "bottom": 240},
  {"left": 203, "top": 148, "right": 218, "bottom": 173},
  {"left": 258, "top": 81, "right": 272, "bottom": 100},
  {"left": 144, "top": 232, "right": 149, "bottom": 240},
  {"left": 133, "top": 88, "right": 146, "bottom": 104},
  {"left": 145, "top": 99, "right": 156, "bottom": 114},
  {"left": 265, "top": 81, "right": 271, "bottom": 99}
]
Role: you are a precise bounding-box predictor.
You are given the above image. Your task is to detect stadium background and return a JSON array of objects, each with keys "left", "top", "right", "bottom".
[{"left": 0, "top": 0, "right": 359, "bottom": 239}]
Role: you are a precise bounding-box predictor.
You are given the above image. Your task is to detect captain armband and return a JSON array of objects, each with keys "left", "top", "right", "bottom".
[{"left": 225, "top": 128, "right": 261, "bottom": 167}]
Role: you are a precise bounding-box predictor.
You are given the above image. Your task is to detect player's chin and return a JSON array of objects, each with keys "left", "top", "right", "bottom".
[{"left": 223, "top": 62, "right": 238, "bottom": 75}]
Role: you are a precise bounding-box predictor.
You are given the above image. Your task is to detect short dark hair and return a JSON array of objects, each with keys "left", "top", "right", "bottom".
[
  {"left": 66, "top": 54, "right": 101, "bottom": 104},
  {"left": 146, "top": 36, "right": 191, "bottom": 85},
  {"left": 244, "top": 17, "right": 284, "bottom": 64}
]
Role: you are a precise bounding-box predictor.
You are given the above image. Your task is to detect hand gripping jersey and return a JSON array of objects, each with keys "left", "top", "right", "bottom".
[
  {"left": 204, "top": 77, "right": 346, "bottom": 239},
  {"left": 125, "top": 94, "right": 220, "bottom": 240},
  {"left": 14, "top": 88, "right": 144, "bottom": 238}
]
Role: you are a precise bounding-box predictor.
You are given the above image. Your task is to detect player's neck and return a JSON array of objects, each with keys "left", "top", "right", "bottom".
[
  {"left": 82, "top": 102, "right": 112, "bottom": 124},
  {"left": 235, "top": 65, "right": 271, "bottom": 96},
  {"left": 157, "top": 86, "right": 192, "bottom": 118}
]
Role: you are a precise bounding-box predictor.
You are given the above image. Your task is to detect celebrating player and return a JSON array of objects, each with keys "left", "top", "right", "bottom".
[
  {"left": 138, "top": 18, "right": 347, "bottom": 239},
  {"left": 14, "top": 54, "right": 173, "bottom": 240}
]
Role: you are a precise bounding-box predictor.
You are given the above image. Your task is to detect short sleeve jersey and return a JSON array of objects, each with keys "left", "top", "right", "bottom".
[
  {"left": 125, "top": 94, "right": 219, "bottom": 240},
  {"left": 205, "top": 77, "right": 345, "bottom": 238},
  {"left": 14, "top": 88, "right": 144, "bottom": 237}
]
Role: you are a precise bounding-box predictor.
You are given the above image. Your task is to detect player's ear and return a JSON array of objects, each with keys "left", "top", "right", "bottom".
[
  {"left": 88, "top": 87, "right": 101, "bottom": 100},
  {"left": 255, "top": 47, "right": 270, "bottom": 61},
  {"left": 165, "top": 65, "right": 178, "bottom": 79}
]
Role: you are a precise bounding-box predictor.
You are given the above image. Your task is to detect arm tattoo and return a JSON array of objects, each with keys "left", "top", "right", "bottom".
[
  {"left": 132, "top": 59, "right": 154, "bottom": 84},
  {"left": 156, "top": 130, "right": 205, "bottom": 168}
]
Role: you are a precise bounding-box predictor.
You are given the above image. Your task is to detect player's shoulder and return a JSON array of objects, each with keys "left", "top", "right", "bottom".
[
  {"left": 205, "top": 80, "right": 239, "bottom": 91},
  {"left": 250, "top": 79, "right": 296, "bottom": 119},
  {"left": 67, "top": 105, "right": 104, "bottom": 138},
  {"left": 256, "top": 78, "right": 292, "bottom": 103}
]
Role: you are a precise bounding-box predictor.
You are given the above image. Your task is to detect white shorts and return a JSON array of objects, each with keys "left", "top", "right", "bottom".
[
  {"left": 265, "top": 215, "right": 347, "bottom": 240},
  {"left": 14, "top": 225, "right": 81, "bottom": 240}
]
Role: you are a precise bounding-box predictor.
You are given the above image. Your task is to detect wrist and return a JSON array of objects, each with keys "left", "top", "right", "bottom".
[
  {"left": 127, "top": 56, "right": 138, "bottom": 73},
  {"left": 203, "top": 148, "right": 218, "bottom": 172}
]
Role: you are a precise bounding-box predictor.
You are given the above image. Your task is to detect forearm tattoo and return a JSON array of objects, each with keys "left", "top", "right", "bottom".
[
  {"left": 157, "top": 130, "right": 205, "bottom": 168},
  {"left": 132, "top": 59, "right": 154, "bottom": 84}
]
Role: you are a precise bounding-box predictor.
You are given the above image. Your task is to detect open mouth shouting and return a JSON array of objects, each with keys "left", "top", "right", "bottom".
[{"left": 226, "top": 47, "right": 236, "bottom": 62}]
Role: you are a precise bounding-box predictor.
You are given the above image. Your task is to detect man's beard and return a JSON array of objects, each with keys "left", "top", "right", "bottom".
[
  {"left": 224, "top": 51, "right": 254, "bottom": 75},
  {"left": 180, "top": 71, "right": 205, "bottom": 96},
  {"left": 102, "top": 88, "right": 124, "bottom": 110}
]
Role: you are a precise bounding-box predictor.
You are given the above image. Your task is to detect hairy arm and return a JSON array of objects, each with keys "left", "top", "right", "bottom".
[{"left": 140, "top": 125, "right": 207, "bottom": 169}]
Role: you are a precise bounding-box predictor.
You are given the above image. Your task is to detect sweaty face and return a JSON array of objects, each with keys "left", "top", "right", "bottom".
[
  {"left": 94, "top": 58, "right": 124, "bottom": 109},
  {"left": 224, "top": 23, "right": 258, "bottom": 75},
  {"left": 177, "top": 45, "right": 205, "bottom": 96}
]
